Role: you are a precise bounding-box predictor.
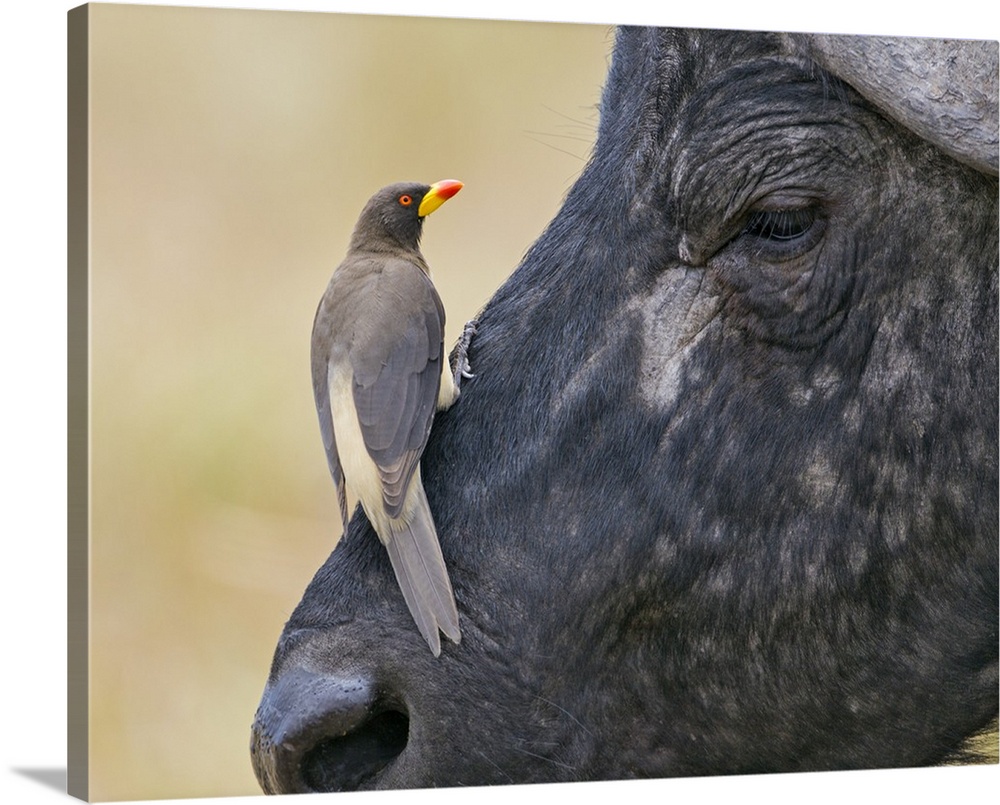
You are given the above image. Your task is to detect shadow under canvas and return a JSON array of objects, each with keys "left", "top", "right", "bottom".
[{"left": 11, "top": 767, "right": 68, "bottom": 794}]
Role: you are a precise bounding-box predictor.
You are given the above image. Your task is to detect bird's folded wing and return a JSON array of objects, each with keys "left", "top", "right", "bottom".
[{"left": 349, "top": 261, "right": 446, "bottom": 518}]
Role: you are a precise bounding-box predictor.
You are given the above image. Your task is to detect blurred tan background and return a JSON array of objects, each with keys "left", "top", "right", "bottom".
[{"left": 86, "top": 3, "right": 610, "bottom": 800}]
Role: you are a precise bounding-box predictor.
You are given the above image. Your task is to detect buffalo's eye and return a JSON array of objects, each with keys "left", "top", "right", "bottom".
[
  {"left": 734, "top": 205, "right": 824, "bottom": 260},
  {"left": 743, "top": 208, "right": 815, "bottom": 241}
]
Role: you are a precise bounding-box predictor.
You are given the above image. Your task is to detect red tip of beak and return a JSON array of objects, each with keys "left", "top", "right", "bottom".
[{"left": 432, "top": 179, "right": 463, "bottom": 200}]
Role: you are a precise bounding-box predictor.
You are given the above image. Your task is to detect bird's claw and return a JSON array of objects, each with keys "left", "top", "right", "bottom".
[{"left": 451, "top": 319, "right": 478, "bottom": 390}]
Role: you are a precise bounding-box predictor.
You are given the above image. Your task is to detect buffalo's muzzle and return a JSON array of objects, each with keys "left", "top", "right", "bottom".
[{"left": 250, "top": 666, "right": 409, "bottom": 793}]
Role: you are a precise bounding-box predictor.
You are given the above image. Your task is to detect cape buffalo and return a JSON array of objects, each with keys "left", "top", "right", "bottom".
[{"left": 251, "top": 25, "right": 999, "bottom": 792}]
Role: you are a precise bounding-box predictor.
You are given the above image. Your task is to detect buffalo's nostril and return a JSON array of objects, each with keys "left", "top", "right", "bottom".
[
  {"left": 251, "top": 666, "right": 409, "bottom": 793},
  {"left": 301, "top": 708, "right": 409, "bottom": 791}
]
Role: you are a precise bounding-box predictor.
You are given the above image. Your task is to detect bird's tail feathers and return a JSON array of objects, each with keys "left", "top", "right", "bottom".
[{"left": 383, "top": 484, "right": 461, "bottom": 656}]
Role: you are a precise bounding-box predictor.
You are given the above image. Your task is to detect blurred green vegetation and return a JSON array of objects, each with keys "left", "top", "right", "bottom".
[{"left": 87, "top": 4, "right": 610, "bottom": 800}]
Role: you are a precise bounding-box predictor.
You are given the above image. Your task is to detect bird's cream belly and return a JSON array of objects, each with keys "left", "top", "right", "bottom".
[
  {"left": 328, "top": 366, "right": 385, "bottom": 523},
  {"left": 437, "top": 360, "right": 458, "bottom": 410}
]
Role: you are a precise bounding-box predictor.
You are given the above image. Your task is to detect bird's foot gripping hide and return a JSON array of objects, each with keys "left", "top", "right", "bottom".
[{"left": 450, "top": 319, "right": 478, "bottom": 389}]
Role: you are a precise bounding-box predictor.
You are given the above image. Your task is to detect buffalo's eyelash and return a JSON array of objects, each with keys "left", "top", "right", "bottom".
[{"left": 742, "top": 208, "right": 817, "bottom": 241}]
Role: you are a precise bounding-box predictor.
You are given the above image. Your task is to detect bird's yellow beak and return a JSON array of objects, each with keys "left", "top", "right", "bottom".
[{"left": 418, "top": 179, "right": 463, "bottom": 217}]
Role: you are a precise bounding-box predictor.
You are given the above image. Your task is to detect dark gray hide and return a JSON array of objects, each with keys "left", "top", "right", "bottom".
[{"left": 251, "top": 26, "right": 999, "bottom": 792}]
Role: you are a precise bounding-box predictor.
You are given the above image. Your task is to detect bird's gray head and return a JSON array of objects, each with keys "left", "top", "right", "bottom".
[{"left": 349, "top": 180, "right": 463, "bottom": 253}]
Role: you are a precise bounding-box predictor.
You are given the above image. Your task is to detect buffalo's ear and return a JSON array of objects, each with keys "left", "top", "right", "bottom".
[{"left": 785, "top": 34, "right": 999, "bottom": 176}]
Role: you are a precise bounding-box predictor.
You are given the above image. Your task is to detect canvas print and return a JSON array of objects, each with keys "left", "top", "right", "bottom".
[{"left": 68, "top": 2, "right": 998, "bottom": 801}]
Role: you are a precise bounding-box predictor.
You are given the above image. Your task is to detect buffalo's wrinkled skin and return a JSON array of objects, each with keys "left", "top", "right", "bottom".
[{"left": 252, "top": 26, "right": 999, "bottom": 792}]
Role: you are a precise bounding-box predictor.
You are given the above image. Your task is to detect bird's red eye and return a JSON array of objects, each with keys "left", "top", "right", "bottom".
[{"left": 398, "top": 194, "right": 413, "bottom": 206}]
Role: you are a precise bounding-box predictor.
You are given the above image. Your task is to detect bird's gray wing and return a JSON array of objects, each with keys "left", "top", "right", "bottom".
[
  {"left": 311, "top": 303, "right": 350, "bottom": 533},
  {"left": 349, "top": 260, "right": 445, "bottom": 518}
]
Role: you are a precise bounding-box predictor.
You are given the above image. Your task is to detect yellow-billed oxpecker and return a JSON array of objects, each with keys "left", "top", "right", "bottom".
[{"left": 311, "top": 180, "right": 472, "bottom": 656}]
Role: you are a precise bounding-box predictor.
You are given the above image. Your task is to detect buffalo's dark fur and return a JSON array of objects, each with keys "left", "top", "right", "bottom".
[{"left": 251, "top": 26, "right": 999, "bottom": 792}]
